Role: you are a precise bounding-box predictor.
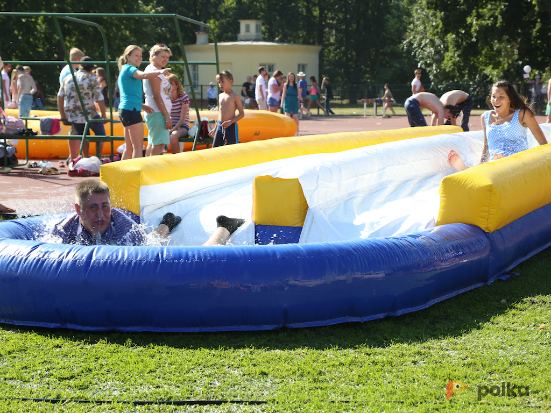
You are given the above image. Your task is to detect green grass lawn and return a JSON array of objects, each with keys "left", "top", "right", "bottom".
[{"left": 1, "top": 244, "right": 550, "bottom": 412}]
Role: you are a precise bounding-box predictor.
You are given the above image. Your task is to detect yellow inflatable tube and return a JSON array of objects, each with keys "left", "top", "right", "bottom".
[
  {"left": 5, "top": 109, "right": 297, "bottom": 158},
  {"left": 438, "top": 143, "right": 551, "bottom": 232},
  {"left": 101, "top": 126, "right": 461, "bottom": 216}
]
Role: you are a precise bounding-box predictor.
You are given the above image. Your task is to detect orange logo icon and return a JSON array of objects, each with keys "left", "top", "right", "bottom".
[{"left": 446, "top": 380, "right": 469, "bottom": 399}]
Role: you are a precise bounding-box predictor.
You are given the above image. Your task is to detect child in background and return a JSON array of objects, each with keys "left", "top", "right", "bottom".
[
  {"left": 117, "top": 45, "right": 171, "bottom": 160},
  {"left": 209, "top": 71, "right": 244, "bottom": 147},
  {"left": 307, "top": 76, "right": 326, "bottom": 116},
  {"left": 383, "top": 84, "right": 396, "bottom": 117},
  {"left": 166, "top": 74, "right": 191, "bottom": 154}
]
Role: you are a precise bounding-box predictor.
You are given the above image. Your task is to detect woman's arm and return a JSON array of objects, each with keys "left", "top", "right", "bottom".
[
  {"left": 280, "top": 86, "right": 287, "bottom": 108},
  {"left": 133, "top": 68, "right": 171, "bottom": 80},
  {"left": 480, "top": 114, "right": 490, "bottom": 163},
  {"left": 520, "top": 109, "right": 548, "bottom": 145},
  {"left": 149, "top": 77, "right": 172, "bottom": 129}
]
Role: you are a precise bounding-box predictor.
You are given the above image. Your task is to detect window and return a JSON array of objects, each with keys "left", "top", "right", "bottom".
[
  {"left": 298, "top": 64, "right": 307, "bottom": 77},
  {"left": 256, "top": 23, "right": 262, "bottom": 33},
  {"left": 259, "top": 63, "right": 276, "bottom": 74},
  {"left": 190, "top": 64, "right": 199, "bottom": 92},
  {"left": 245, "top": 24, "right": 250, "bottom": 33}
]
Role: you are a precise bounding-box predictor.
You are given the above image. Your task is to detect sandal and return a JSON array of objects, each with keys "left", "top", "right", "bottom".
[{"left": 38, "top": 167, "right": 60, "bottom": 175}]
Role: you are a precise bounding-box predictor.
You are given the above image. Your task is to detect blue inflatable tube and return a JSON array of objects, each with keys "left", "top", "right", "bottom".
[{"left": 1, "top": 202, "right": 551, "bottom": 332}]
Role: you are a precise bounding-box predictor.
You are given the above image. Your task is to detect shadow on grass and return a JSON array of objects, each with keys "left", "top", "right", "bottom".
[{"left": 3, "top": 246, "right": 551, "bottom": 351}]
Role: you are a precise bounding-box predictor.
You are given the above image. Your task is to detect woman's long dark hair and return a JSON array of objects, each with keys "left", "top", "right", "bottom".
[{"left": 486, "top": 80, "right": 533, "bottom": 116}]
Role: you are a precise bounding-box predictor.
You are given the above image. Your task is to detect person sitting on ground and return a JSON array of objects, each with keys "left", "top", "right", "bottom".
[
  {"left": 437, "top": 90, "right": 474, "bottom": 131},
  {"left": 209, "top": 71, "right": 244, "bottom": 147},
  {"left": 448, "top": 80, "right": 548, "bottom": 172},
  {"left": 166, "top": 74, "right": 191, "bottom": 154},
  {"left": 404, "top": 92, "right": 445, "bottom": 127},
  {"left": 57, "top": 57, "right": 107, "bottom": 160},
  {"left": 51, "top": 180, "right": 245, "bottom": 246}
]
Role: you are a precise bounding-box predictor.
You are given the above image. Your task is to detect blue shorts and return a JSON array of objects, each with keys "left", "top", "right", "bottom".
[
  {"left": 268, "top": 97, "right": 279, "bottom": 107},
  {"left": 73, "top": 115, "right": 106, "bottom": 136},
  {"left": 213, "top": 121, "right": 239, "bottom": 148},
  {"left": 119, "top": 108, "right": 143, "bottom": 127},
  {"left": 404, "top": 97, "right": 427, "bottom": 127}
]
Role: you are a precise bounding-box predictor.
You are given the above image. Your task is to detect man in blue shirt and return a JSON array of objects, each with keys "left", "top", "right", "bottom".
[
  {"left": 297, "top": 72, "right": 311, "bottom": 120},
  {"left": 51, "top": 180, "right": 244, "bottom": 246}
]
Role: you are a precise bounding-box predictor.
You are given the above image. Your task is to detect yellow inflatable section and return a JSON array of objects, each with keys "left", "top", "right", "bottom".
[
  {"left": 438, "top": 143, "right": 551, "bottom": 232},
  {"left": 4, "top": 109, "right": 297, "bottom": 158},
  {"left": 101, "top": 126, "right": 461, "bottom": 216},
  {"left": 253, "top": 177, "right": 308, "bottom": 227}
]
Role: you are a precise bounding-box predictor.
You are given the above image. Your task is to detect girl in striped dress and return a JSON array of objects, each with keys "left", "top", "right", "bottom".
[{"left": 167, "top": 74, "right": 191, "bottom": 154}]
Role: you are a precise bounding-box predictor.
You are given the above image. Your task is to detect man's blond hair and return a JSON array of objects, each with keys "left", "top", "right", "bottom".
[
  {"left": 69, "top": 48, "right": 84, "bottom": 62},
  {"left": 75, "top": 180, "right": 110, "bottom": 206}
]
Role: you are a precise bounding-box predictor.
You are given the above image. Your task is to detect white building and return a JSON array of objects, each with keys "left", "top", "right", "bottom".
[{"left": 184, "top": 20, "right": 322, "bottom": 90}]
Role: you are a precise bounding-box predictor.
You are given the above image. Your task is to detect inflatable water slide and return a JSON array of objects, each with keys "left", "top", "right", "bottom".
[{"left": 1, "top": 124, "right": 551, "bottom": 332}]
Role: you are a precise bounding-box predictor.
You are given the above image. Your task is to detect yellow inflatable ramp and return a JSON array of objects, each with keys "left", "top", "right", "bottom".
[
  {"left": 102, "top": 126, "right": 461, "bottom": 215},
  {"left": 438, "top": 143, "right": 551, "bottom": 232}
]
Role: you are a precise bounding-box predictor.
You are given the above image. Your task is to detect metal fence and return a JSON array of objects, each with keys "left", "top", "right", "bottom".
[{"left": 186, "top": 82, "right": 537, "bottom": 111}]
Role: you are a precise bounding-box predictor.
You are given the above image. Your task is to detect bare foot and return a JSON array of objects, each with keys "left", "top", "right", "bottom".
[
  {"left": 0, "top": 203, "right": 16, "bottom": 213},
  {"left": 447, "top": 150, "right": 469, "bottom": 172},
  {"left": 492, "top": 153, "right": 505, "bottom": 160}
]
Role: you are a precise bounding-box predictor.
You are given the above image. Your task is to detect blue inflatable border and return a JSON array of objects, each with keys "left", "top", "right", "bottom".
[{"left": 1, "top": 201, "right": 551, "bottom": 332}]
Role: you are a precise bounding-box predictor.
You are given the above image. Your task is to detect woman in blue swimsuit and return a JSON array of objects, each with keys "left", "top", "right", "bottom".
[{"left": 448, "top": 80, "right": 547, "bottom": 172}]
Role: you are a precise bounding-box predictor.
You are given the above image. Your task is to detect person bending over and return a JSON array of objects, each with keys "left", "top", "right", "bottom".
[
  {"left": 437, "top": 90, "right": 474, "bottom": 131},
  {"left": 209, "top": 71, "right": 244, "bottom": 147},
  {"left": 448, "top": 81, "right": 548, "bottom": 172},
  {"left": 51, "top": 180, "right": 244, "bottom": 246},
  {"left": 404, "top": 92, "right": 445, "bottom": 127}
]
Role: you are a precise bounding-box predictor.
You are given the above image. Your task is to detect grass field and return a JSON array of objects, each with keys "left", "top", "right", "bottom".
[{"left": 1, "top": 243, "right": 550, "bottom": 412}]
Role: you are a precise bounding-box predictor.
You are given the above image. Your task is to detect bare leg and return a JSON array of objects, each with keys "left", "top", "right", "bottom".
[
  {"left": 292, "top": 114, "right": 299, "bottom": 135},
  {"left": 149, "top": 144, "right": 164, "bottom": 156},
  {"left": 316, "top": 100, "right": 326, "bottom": 115},
  {"left": 203, "top": 227, "right": 231, "bottom": 246},
  {"left": 269, "top": 106, "right": 278, "bottom": 113},
  {"left": 68, "top": 139, "right": 81, "bottom": 160},
  {"left": 170, "top": 128, "right": 188, "bottom": 154},
  {"left": 152, "top": 223, "right": 170, "bottom": 238},
  {"left": 145, "top": 144, "right": 153, "bottom": 157},
  {"left": 203, "top": 215, "right": 245, "bottom": 246},
  {"left": 0, "top": 204, "right": 16, "bottom": 213},
  {"left": 447, "top": 149, "right": 469, "bottom": 172},
  {"left": 125, "top": 122, "right": 144, "bottom": 159},
  {"left": 493, "top": 153, "right": 505, "bottom": 160}
]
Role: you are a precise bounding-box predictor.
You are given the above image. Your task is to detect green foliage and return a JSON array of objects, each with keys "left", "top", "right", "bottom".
[
  {"left": 406, "top": 0, "right": 551, "bottom": 83},
  {"left": 0, "top": 0, "right": 418, "bottom": 99}
]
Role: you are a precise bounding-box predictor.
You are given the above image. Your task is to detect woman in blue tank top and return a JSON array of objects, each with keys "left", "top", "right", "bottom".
[{"left": 448, "top": 81, "right": 547, "bottom": 172}]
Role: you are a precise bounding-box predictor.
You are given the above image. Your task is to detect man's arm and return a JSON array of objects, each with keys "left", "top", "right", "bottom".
[
  {"left": 242, "top": 84, "right": 247, "bottom": 96},
  {"left": 57, "top": 93, "right": 70, "bottom": 125},
  {"left": 97, "top": 100, "right": 107, "bottom": 124}
]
